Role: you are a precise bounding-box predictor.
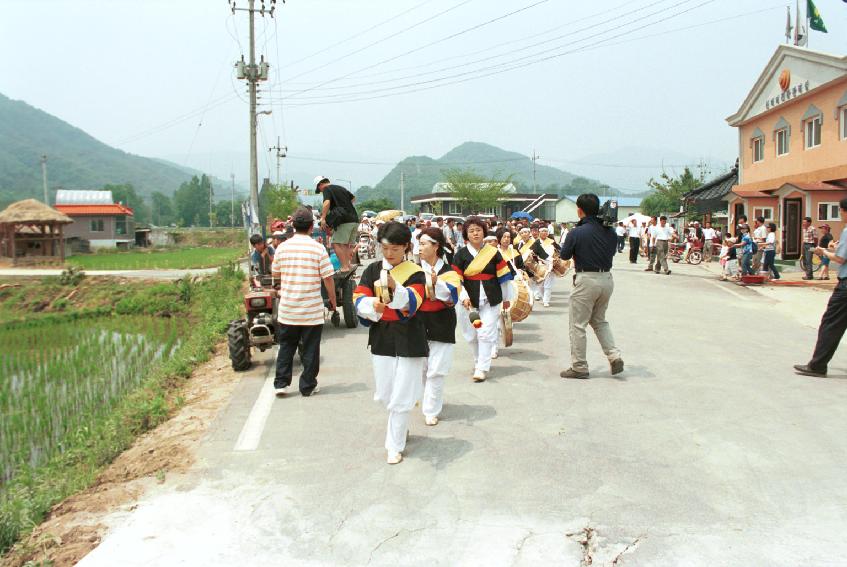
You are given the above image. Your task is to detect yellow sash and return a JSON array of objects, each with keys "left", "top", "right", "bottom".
[
  {"left": 464, "top": 245, "right": 498, "bottom": 277},
  {"left": 519, "top": 237, "right": 536, "bottom": 259},
  {"left": 389, "top": 260, "right": 423, "bottom": 284}
]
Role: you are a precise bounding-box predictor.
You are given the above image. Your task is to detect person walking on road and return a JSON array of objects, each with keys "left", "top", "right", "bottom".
[
  {"left": 416, "top": 228, "right": 462, "bottom": 427},
  {"left": 354, "top": 222, "right": 428, "bottom": 465},
  {"left": 615, "top": 222, "right": 626, "bottom": 253},
  {"left": 751, "top": 216, "right": 767, "bottom": 272},
  {"left": 271, "top": 208, "right": 336, "bottom": 397},
  {"left": 644, "top": 217, "right": 658, "bottom": 272},
  {"left": 795, "top": 199, "right": 847, "bottom": 378},
  {"left": 315, "top": 176, "right": 359, "bottom": 272},
  {"left": 558, "top": 194, "right": 623, "bottom": 379},
  {"left": 818, "top": 224, "right": 833, "bottom": 280},
  {"left": 702, "top": 222, "right": 716, "bottom": 262},
  {"left": 652, "top": 216, "right": 674, "bottom": 275},
  {"left": 802, "top": 216, "right": 816, "bottom": 280},
  {"left": 761, "top": 222, "right": 780, "bottom": 280},
  {"left": 627, "top": 219, "right": 641, "bottom": 264}
]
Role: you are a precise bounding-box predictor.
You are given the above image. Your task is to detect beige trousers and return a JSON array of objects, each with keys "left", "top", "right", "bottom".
[{"left": 568, "top": 272, "right": 621, "bottom": 372}]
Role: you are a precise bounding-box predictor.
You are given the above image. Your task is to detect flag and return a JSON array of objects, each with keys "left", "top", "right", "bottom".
[
  {"left": 807, "top": 0, "right": 827, "bottom": 32},
  {"left": 795, "top": 0, "right": 808, "bottom": 45}
]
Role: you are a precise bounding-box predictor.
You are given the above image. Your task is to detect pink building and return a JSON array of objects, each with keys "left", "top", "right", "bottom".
[{"left": 725, "top": 45, "right": 847, "bottom": 259}]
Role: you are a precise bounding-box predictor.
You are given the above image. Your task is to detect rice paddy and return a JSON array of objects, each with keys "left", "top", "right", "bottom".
[{"left": 0, "top": 316, "right": 185, "bottom": 484}]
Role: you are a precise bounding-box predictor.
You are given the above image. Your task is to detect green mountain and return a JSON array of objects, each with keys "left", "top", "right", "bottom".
[
  {"left": 356, "top": 141, "right": 607, "bottom": 209},
  {"left": 0, "top": 93, "right": 214, "bottom": 207}
]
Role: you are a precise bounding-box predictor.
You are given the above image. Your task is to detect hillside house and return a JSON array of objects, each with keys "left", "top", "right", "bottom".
[{"left": 54, "top": 190, "right": 135, "bottom": 249}]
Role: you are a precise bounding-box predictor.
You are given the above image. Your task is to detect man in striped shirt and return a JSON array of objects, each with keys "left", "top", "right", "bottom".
[{"left": 271, "top": 207, "right": 336, "bottom": 397}]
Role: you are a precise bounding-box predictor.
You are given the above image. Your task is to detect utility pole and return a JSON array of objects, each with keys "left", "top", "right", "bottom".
[
  {"left": 400, "top": 171, "right": 405, "bottom": 213},
  {"left": 40, "top": 155, "right": 49, "bottom": 204},
  {"left": 268, "top": 136, "right": 287, "bottom": 187},
  {"left": 231, "top": 0, "right": 275, "bottom": 233},
  {"left": 531, "top": 149, "right": 540, "bottom": 193},
  {"left": 230, "top": 173, "right": 236, "bottom": 227}
]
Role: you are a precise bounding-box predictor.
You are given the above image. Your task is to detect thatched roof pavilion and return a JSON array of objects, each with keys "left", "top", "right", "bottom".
[{"left": 0, "top": 199, "right": 73, "bottom": 265}]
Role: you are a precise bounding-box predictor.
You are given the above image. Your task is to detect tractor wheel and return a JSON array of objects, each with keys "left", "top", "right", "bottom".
[
  {"left": 342, "top": 277, "right": 359, "bottom": 329},
  {"left": 688, "top": 250, "right": 703, "bottom": 265},
  {"left": 227, "top": 320, "right": 252, "bottom": 371}
]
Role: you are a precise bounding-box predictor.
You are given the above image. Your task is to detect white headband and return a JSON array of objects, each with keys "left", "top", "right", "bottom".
[{"left": 419, "top": 234, "right": 438, "bottom": 245}]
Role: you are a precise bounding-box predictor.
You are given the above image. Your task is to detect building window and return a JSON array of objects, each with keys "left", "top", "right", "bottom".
[
  {"left": 805, "top": 116, "right": 822, "bottom": 149},
  {"left": 115, "top": 216, "right": 127, "bottom": 236},
  {"left": 841, "top": 107, "right": 847, "bottom": 141},
  {"left": 752, "top": 137, "right": 764, "bottom": 162},
  {"left": 753, "top": 207, "right": 773, "bottom": 221},
  {"left": 90, "top": 219, "right": 104, "bottom": 232},
  {"left": 447, "top": 201, "right": 461, "bottom": 215},
  {"left": 818, "top": 202, "right": 840, "bottom": 221},
  {"left": 776, "top": 128, "right": 789, "bottom": 156}
]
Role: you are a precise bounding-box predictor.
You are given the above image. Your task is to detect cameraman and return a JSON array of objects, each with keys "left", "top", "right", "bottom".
[{"left": 558, "top": 194, "right": 624, "bottom": 379}]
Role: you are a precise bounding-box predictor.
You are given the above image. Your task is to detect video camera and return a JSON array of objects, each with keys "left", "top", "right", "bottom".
[{"left": 598, "top": 199, "right": 618, "bottom": 227}]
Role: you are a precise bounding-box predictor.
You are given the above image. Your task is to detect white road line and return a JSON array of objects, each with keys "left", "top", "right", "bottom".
[
  {"left": 707, "top": 278, "right": 750, "bottom": 300},
  {"left": 233, "top": 359, "right": 277, "bottom": 452}
]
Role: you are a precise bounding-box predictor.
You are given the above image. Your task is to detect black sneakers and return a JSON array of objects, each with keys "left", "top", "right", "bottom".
[{"left": 793, "top": 364, "right": 826, "bottom": 377}]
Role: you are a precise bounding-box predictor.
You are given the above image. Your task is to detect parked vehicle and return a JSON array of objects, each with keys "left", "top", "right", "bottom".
[{"left": 669, "top": 241, "right": 702, "bottom": 265}]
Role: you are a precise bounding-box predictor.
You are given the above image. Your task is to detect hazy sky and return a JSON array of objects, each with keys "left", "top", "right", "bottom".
[{"left": 3, "top": 0, "right": 847, "bottom": 191}]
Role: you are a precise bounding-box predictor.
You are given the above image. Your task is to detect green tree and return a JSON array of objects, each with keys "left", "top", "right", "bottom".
[
  {"left": 442, "top": 168, "right": 513, "bottom": 214},
  {"left": 259, "top": 184, "right": 299, "bottom": 222},
  {"left": 104, "top": 183, "right": 151, "bottom": 224},
  {"left": 173, "top": 175, "right": 212, "bottom": 227},
  {"left": 357, "top": 198, "right": 395, "bottom": 215},
  {"left": 641, "top": 167, "right": 708, "bottom": 217},
  {"left": 214, "top": 200, "right": 241, "bottom": 227},
  {"left": 150, "top": 191, "right": 174, "bottom": 226}
]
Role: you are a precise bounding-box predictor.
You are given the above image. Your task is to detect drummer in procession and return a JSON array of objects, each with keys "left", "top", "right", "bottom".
[
  {"left": 530, "top": 225, "right": 560, "bottom": 308},
  {"left": 519, "top": 224, "right": 539, "bottom": 299},
  {"left": 353, "top": 221, "right": 428, "bottom": 465},
  {"left": 452, "top": 216, "right": 515, "bottom": 382},
  {"left": 416, "top": 228, "right": 462, "bottom": 426}
]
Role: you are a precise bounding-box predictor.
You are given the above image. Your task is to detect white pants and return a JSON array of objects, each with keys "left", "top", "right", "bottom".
[
  {"left": 422, "top": 341, "right": 453, "bottom": 419},
  {"left": 540, "top": 272, "right": 554, "bottom": 304},
  {"left": 372, "top": 355, "right": 425, "bottom": 453},
  {"left": 457, "top": 300, "right": 500, "bottom": 372},
  {"left": 528, "top": 278, "right": 539, "bottom": 298}
]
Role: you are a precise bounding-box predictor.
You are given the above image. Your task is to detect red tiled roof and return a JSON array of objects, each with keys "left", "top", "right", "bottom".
[
  {"left": 786, "top": 182, "right": 844, "bottom": 191},
  {"left": 54, "top": 204, "right": 134, "bottom": 216}
]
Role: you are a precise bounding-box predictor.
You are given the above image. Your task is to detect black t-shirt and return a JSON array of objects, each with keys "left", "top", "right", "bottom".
[
  {"left": 820, "top": 233, "right": 833, "bottom": 249},
  {"left": 559, "top": 216, "right": 616, "bottom": 271},
  {"left": 322, "top": 184, "right": 358, "bottom": 227}
]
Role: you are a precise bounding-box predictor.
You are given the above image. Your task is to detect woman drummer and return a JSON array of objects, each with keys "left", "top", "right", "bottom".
[
  {"left": 530, "top": 225, "right": 560, "bottom": 307},
  {"left": 353, "top": 221, "right": 427, "bottom": 465},
  {"left": 452, "top": 216, "right": 514, "bottom": 382},
  {"left": 415, "top": 227, "right": 462, "bottom": 426},
  {"left": 518, "top": 226, "right": 537, "bottom": 298},
  {"left": 496, "top": 227, "right": 524, "bottom": 273}
]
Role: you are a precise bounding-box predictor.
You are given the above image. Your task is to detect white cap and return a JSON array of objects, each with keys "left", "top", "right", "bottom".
[
  {"left": 539, "top": 225, "right": 549, "bottom": 233},
  {"left": 313, "top": 175, "right": 329, "bottom": 187}
]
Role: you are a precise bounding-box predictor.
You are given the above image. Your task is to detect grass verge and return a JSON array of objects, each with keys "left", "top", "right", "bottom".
[
  {"left": 0, "top": 263, "right": 244, "bottom": 557},
  {"left": 67, "top": 246, "right": 244, "bottom": 270}
]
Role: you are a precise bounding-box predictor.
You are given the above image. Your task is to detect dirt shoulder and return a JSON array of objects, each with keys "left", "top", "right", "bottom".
[{"left": 1, "top": 345, "right": 242, "bottom": 567}]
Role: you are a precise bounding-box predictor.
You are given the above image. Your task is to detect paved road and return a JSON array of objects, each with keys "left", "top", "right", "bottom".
[{"left": 79, "top": 260, "right": 847, "bottom": 566}]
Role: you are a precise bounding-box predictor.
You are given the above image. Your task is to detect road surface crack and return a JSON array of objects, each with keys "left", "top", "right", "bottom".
[
  {"left": 567, "top": 525, "right": 596, "bottom": 566},
  {"left": 513, "top": 529, "right": 535, "bottom": 561},
  {"left": 611, "top": 535, "right": 645, "bottom": 566},
  {"left": 367, "top": 526, "right": 430, "bottom": 564}
]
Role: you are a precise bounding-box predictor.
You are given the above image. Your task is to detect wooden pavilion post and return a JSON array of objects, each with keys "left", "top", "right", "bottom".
[{"left": 59, "top": 223, "right": 65, "bottom": 262}]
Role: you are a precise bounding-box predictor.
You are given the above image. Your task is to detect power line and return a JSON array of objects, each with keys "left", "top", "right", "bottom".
[
  {"left": 270, "top": 0, "right": 714, "bottom": 106},
  {"left": 284, "top": 0, "right": 437, "bottom": 68},
  {"left": 276, "top": 0, "right": 669, "bottom": 92},
  {"left": 284, "top": 0, "right": 475, "bottom": 83},
  {"left": 282, "top": 0, "right": 551, "bottom": 98}
]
